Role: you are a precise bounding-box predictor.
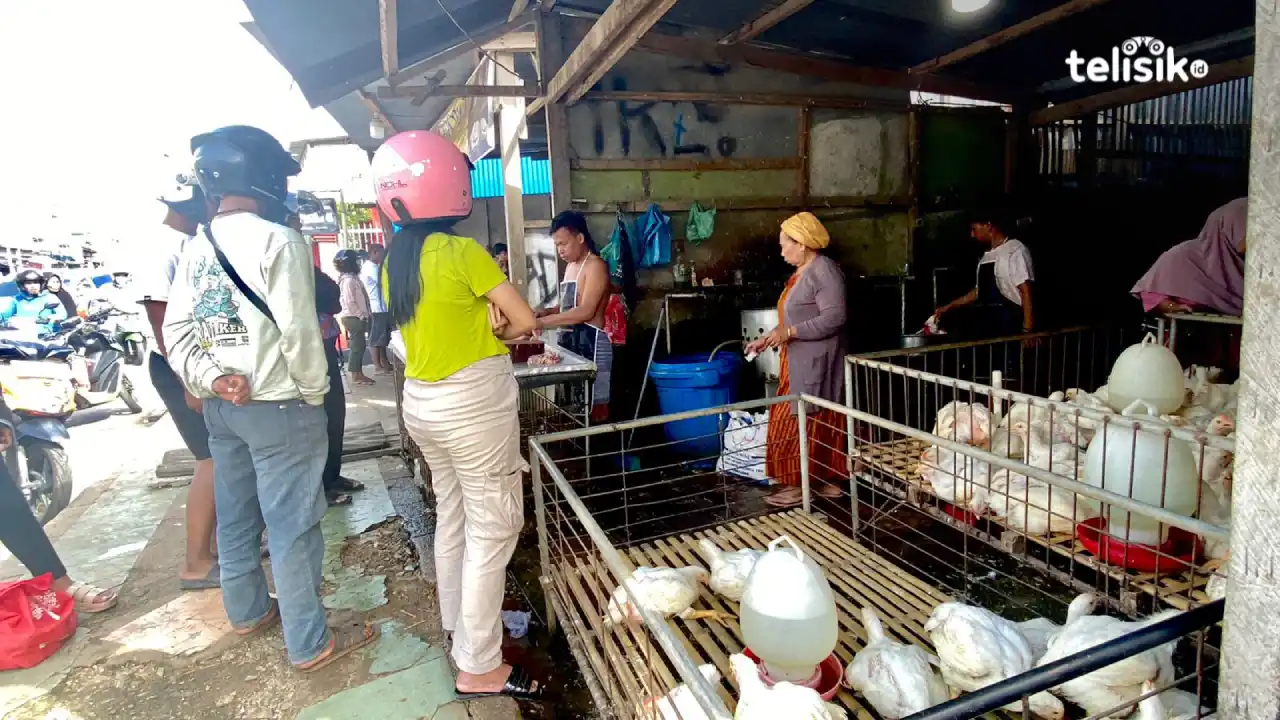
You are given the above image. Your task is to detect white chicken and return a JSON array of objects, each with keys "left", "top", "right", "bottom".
[
  {"left": 696, "top": 538, "right": 764, "bottom": 603},
  {"left": 1185, "top": 366, "right": 1233, "bottom": 412},
  {"left": 932, "top": 401, "right": 997, "bottom": 448},
  {"left": 604, "top": 566, "right": 730, "bottom": 628},
  {"left": 917, "top": 446, "right": 992, "bottom": 506},
  {"left": 728, "top": 652, "right": 847, "bottom": 720},
  {"left": 640, "top": 663, "right": 722, "bottom": 720},
  {"left": 1003, "top": 392, "right": 1086, "bottom": 447},
  {"left": 1037, "top": 597, "right": 1179, "bottom": 719},
  {"left": 1013, "top": 594, "right": 1099, "bottom": 664},
  {"left": 1063, "top": 387, "right": 1111, "bottom": 442},
  {"left": 1205, "top": 550, "right": 1229, "bottom": 602},
  {"left": 1137, "top": 679, "right": 1216, "bottom": 720},
  {"left": 969, "top": 468, "right": 1098, "bottom": 536},
  {"left": 924, "top": 602, "right": 1064, "bottom": 718},
  {"left": 845, "top": 607, "right": 948, "bottom": 719}
]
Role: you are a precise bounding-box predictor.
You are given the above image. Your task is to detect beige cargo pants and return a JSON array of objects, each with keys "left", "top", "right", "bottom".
[{"left": 402, "top": 355, "right": 527, "bottom": 675}]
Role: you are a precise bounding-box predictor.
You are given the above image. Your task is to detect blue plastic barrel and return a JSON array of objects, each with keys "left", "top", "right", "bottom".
[{"left": 648, "top": 353, "right": 742, "bottom": 458}]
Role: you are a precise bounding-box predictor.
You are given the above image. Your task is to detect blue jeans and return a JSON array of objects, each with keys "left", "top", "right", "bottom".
[{"left": 204, "top": 398, "right": 330, "bottom": 664}]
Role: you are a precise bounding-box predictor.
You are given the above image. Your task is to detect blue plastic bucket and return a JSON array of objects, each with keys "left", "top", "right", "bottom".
[{"left": 648, "top": 353, "right": 742, "bottom": 458}]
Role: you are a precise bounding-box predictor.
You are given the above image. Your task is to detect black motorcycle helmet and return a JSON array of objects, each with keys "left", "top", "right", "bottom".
[
  {"left": 333, "top": 249, "right": 362, "bottom": 274},
  {"left": 191, "top": 125, "right": 301, "bottom": 225},
  {"left": 15, "top": 270, "right": 44, "bottom": 294}
]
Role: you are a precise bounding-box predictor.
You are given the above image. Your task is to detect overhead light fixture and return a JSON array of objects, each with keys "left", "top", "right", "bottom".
[
  {"left": 369, "top": 121, "right": 386, "bottom": 140},
  {"left": 952, "top": 0, "right": 991, "bottom": 13}
]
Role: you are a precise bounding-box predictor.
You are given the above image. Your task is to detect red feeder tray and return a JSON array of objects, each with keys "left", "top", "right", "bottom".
[
  {"left": 741, "top": 647, "right": 843, "bottom": 701},
  {"left": 1075, "top": 517, "right": 1203, "bottom": 573},
  {"left": 942, "top": 502, "right": 979, "bottom": 525}
]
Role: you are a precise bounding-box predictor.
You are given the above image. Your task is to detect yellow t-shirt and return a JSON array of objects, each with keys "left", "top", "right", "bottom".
[{"left": 383, "top": 233, "right": 509, "bottom": 382}]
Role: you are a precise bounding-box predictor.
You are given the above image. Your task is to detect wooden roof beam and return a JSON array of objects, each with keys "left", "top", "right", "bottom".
[
  {"left": 387, "top": 12, "right": 535, "bottom": 87},
  {"left": 528, "top": 0, "right": 679, "bottom": 115},
  {"left": 379, "top": 0, "right": 399, "bottom": 77},
  {"left": 720, "top": 0, "right": 816, "bottom": 45},
  {"left": 623, "top": 24, "right": 1014, "bottom": 104},
  {"left": 912, "top": 0, "right": 1116, "bottom": 74},
  {"left": 357, "top": 89, "right": 399, "bottom": 134},
  {"left": 1029, "top": 55, "right": 1253, "bottom": 125},
  {"left": 377, "top": 83, "right": 543, "bottom": 99}
]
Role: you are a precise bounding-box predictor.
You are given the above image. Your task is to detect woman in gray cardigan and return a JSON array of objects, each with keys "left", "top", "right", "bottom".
[{"left": 744, "top": 212, "right": 848, "bottom": 507}]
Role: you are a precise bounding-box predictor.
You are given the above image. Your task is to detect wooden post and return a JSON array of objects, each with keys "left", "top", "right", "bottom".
[
  {"left": 1003, "top": 107, "right": 1019, "bottom": 194},
  {"left": 538, "top": 10, "right": 572, "bottom": 214},
  {"left": 1219, "top": 4, "right": 1280, "bottom": 717},
  {"left": 496, "top": 52, "right": 528, "bottom": 295},
  {"left": 797, "top": 105, "right": 811, "bottom": 206},
  {"left": 908, "top": 108, "right": 920, "bottom": 267}
]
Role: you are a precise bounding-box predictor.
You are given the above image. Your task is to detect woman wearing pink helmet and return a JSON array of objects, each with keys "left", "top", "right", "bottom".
[{"left": 373, "top": 131, "right": 539, "bottom": 699}]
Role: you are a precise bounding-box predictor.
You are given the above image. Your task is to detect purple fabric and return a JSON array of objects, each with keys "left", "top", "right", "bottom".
[{"left": 1131, "top": 198, "right": 1248, "bottom": 315}]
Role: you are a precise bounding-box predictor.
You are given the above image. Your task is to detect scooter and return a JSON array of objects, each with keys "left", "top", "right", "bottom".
[
  {"left": 0, "top": 316, "right": 79, "bottom": 523},
  {"left": 67, "top": 307, "right": 143, "bottom": 414}
]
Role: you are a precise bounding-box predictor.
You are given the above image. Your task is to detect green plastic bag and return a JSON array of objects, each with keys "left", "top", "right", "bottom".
[{"left": 686, "top": 202, "right": 716, "bottom": 245}]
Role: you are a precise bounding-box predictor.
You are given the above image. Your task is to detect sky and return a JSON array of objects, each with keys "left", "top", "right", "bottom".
[{"left": 0, "top": 0, "right": 343, "bottom": 247}]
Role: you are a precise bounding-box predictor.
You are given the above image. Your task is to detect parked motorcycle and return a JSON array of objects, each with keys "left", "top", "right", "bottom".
[
  {"left": 67, "top": 307, "right": 143, "bottom": 414},
  {"left": 0, "top": 317, "right": 78, "bottom": 523}
]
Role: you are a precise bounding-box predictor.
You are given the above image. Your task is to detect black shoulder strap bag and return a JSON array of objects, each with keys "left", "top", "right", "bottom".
[{"left": 202, "top": 224, "right": 277, "bottom": 326}]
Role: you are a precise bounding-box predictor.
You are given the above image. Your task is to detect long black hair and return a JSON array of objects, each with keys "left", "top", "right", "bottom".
[
  {"left": 551, "top": 210, "right": 596, "bottom": 254},
  {"left": 386, "top": 220, "right": 456, "bottom": 327}
]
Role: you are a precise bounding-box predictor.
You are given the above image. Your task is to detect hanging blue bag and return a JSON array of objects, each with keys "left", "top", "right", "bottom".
[{"left": 636, "top": 203, "right": 672, "bottom": 268}]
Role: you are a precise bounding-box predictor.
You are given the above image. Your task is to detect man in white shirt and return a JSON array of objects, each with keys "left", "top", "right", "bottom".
[
  {"left": 165, "top": 125, "right": 375, "bottom": 671},
  {"left": 935, "top": 212, "right": 1035, "bottom": 337},
  {"left": 360, "top": 244, "right": 393, "bottom": 374},
  {"left": 137, "top": 180, "right": 220, "bottom": 591}
]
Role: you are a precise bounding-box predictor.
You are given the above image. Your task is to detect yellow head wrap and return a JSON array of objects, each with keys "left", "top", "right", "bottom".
[{"left": 781, "top": 211, "right": 830, "bottom": 250}]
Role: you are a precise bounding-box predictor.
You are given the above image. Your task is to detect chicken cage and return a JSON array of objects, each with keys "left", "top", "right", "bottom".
[
  {"left": 845, "top": 350, "right": 1234, "bottom": 616},
  {"left": 528, "top": 394, "right": 1224, "bottom": 720}
]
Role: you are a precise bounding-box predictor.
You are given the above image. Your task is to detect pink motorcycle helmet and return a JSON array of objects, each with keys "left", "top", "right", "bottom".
[{"left": 371, "top": 131, "right": 473, "bottom": 224}]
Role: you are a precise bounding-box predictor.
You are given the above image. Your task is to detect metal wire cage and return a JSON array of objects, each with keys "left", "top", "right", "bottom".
[
  {"left": 846, "top": 349, "right": 1234, "bottom": 616},
  {"left": 528, "top": 395, "right": 1223, "bottom": 720}
]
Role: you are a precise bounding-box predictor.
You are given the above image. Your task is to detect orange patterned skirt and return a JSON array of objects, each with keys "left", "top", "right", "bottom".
[{"left": 764, "top": 345, "right": 847, "bottom": 486}]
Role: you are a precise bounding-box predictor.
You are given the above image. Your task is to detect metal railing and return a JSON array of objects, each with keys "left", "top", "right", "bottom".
[{"left": 528, "top": 393, "right": 1222, "bottom": 719}]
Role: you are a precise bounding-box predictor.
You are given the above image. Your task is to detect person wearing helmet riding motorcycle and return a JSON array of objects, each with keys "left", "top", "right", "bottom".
[
  {"left": 0, "top": 270, "right": 68, "bottom": 330},
  {"left": 374, "top": 130, "right": 539, "bottom": 700},
  {"left": 164, "top": 125, "right": 373, "bottom": 672}
]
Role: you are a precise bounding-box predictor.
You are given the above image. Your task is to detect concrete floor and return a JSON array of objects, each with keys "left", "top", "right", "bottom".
[{"left": 0, "top": 366, "right": 520, "bottom": 720}]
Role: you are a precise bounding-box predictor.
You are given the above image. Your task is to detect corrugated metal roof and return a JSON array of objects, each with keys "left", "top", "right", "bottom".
[{"left": 471, "top": 157, "right": 552, "bottom": 198}]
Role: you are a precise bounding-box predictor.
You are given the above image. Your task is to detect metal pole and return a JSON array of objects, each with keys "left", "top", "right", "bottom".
[
  {"left": 627, "top": 300, "right": 667, "bottom": 450},
  {"left": 844, "top": 360, "right": 859, "bottom": 538},
  {"left": 529, "top": 446, "right": 557, "bottom": 634},
  {"left": 798, "top": 399, "right": 811, "bottom": 513},
  {"left": 664, "top": 294, "right": 672, "bottom": 355},
  {"left": 528, "top": 440, "right": 734, "bottom": 720},
  {"left": 1221, "top": 7, "right": 1280, "bottom": 713}
]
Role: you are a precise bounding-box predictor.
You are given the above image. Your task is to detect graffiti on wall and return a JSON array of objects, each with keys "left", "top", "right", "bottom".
[{"left": 588, "top": 64, "right": 741, "bottom": 158}]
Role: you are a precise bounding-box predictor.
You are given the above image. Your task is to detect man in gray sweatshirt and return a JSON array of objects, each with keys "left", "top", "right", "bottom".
[{"left": 164, "top": 125, "right": 375, "bottom": 671}]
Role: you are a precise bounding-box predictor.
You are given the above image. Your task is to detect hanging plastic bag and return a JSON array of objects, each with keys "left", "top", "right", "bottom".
[
  {"left": 0, "top": 573, "right": 78, "bottom": 671},
  {"left": 636, "top": 203, "right": 672, "bottom": 268},
  {"left": 603, "top": 294, "right": 628, "bottom": 346},
  {"left": 686, "top": 202, "right": 716, "bottom": 245},
  {"left": 717, "top": 411, "right": 771, "bottom": 484}
]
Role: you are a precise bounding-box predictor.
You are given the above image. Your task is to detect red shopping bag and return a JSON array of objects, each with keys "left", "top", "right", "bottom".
[{"left": 0, "top": 573, "right": 78, "bottom": 670}]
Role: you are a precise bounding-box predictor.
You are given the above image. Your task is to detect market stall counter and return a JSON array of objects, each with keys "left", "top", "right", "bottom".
[{"left": 389, "top": 333, "right": 597, "bottom": 477}]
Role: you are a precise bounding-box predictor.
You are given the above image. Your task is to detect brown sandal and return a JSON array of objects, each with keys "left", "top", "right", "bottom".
[
  {"left": 234, "top": 602, "right": 280, "bottom": 637},
  {"left": 296, "top": 621, "right": 380, "bottom": 673},
  {"left": 67, "top": 582, "right": 118, "bottom": 613}
]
